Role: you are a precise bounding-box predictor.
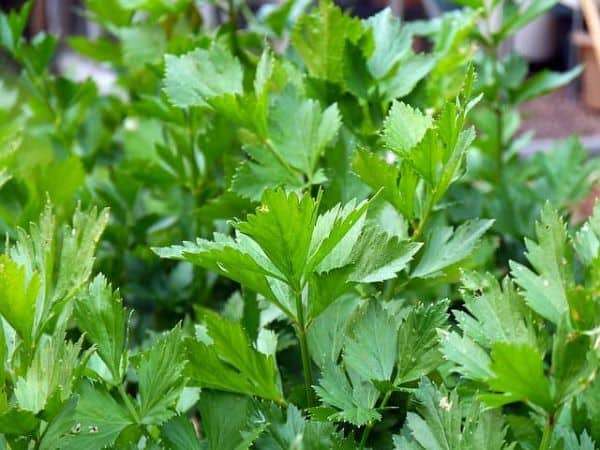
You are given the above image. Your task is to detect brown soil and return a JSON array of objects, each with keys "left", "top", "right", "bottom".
[{"left": 520, "top": 87, "right": 600, "bottom": 139}]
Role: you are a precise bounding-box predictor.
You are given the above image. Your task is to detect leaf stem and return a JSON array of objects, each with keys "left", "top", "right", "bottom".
[
  {"left": 294, "top": 288, "right": 314, "bottom": 407},
  {"left": 413, "top": 198, "right": 433, "bottom": 242},
  {"left": 359, "top": 390, "right": 392, "bottom": 449},
  {"left": 538, "top": 415, "right": 554, "bottom": 450},
  {"left": 297, "top": 325, "right": 315, "bottom": 407},
  {"left": 118, "top": 384, "right": 140, "bottom": 423}
]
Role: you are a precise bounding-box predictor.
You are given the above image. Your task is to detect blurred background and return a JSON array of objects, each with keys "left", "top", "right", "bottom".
[{"left": 4, "top": 0, "right": 600, "bottom": 149}]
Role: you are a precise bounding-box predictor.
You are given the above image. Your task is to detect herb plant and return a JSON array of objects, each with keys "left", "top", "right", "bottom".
[{"left": 0, "top": 0, "right": 598, "bottom": 449}]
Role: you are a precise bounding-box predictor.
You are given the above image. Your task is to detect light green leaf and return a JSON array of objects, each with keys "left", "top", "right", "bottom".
[
  {"left": 163, "top": 45, "right": 243, "bottom": 108},
  {"left": 118, "top": 25, "right": 165, "bottom": 69},
  {"left": 395, "top": 301, "right": 449, "bottom": 384},
  {"left": 7, "top": 205, "right": 109, "bottom": 339},
  {"left": 135, "top": 327, "right": 187, "bottom": 425},
  {"left": 344, "top": 301, "right": 397, "bottom": 382},
  {"left": 154, "top": 234, "right": 281, "bottom": 304},
  {"left": 236, "top": 189, "right": 318, "bottom": 285},
  {"left": 75, "top": 274, "right": 128, "bottom": 384},
  {"left": 349, "top": 227, "right": 422, "bottom": 283},
  {"left": 255, "top": 403, "right": 348, "bottom": 449},
  {"left": 575, "top": 202, "right": 600, "bottom": 265},
  {"left": 559, "top": 430, "right": 597, "bottom": 450},
  {"left": 308, "top": 295, "right": 360, "bottom": 368},
  {"left": 0, "top": 254, "right": 39, "bottom": 343},
  {"left": 380, "top": 53, "right": 436, "bottom": 101},
  {"left": 268, "top": 88, "right": 341, "bottom": 176},
  {"left": 14, "top": 333, "right": 82, "bottom": 414},
  {"left": 398, "top": 378, "right": 514, "bottom": 450},
  {"left": 498, "top": 0, "right": 558, "bottom": 40},
  {"left": 308, "top": 197, "right": 370, "bottom": 273},
  {"left": 439, "top": 331, "right": 493, "bottom": 381},
  {"left": 292, "top": 0, "right": 363, "bottom": 83},
  {"left": 509, "top": 204, "right": 570, "bottom": 324},
  {"left": 314, "top": 363, "right": 380, "bottom": 426},
  {"left": 382, "top": 101, "right": 432, "bottom": 153},
  {"left": 59, "top": 382, "right": 134, "bottom": 450},
  {"left": 187, "top": 310, "right": 283, "bottom": 402},
  {"left": 456, "top": 271, "right": 537, "bottom": 348},
  {"left": 231, "top": 145, "right": 305, "bottom": 201},
  {"left": 366, "top": 8, "right": 412, "bottom": 79},
  {"left": 412, "top": 219, "right": 494, "bottom": 278},
  {"left": 484, "top": 342, "right": 553, "bottom": 411}
]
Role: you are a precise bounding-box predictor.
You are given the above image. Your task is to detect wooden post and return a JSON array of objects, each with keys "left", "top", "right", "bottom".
[{"left": 580, "top": 0, "right": 600, "bottom": 69}]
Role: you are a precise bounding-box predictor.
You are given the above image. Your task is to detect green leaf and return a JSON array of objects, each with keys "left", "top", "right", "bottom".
[
  {"left": 0, "top": 407, "right": 38, "bottom": 435},
  {"left": 344, "top": 302, "right": 397, "bottom": 382},
  {"left": 379, "top": 53, "right": 437, "bottom": 101},
  {"left": 397, "top": 378, "right": 514, "bottom": 450},
  {"left": 187, "top": 310, "right": 283, "bottom": 402},
  {"left": 135, "top": 327, "right": 187, "bottom": 425},
  {"left": 58, "top": 382, "right": 134, "bottom": 450},
  {"left": 382, "top": 101, "right": 432, "bottom": 154},
  {"left": 198, "top": 391, "right": 262, "bottom": 450},
  {"left": 307, "top": 197, "right": 370, "bottom": 274},
  {"left": 7, "top": 205, "right": 109, "bottom": 339},
  {"left": 456, "top": 271, "right": 538, "bottom": 348},
  {"left": 349, "top": 227, "right": 422, "bottom": 283},
  {"left": 38, "top": 398, "right": 77, "bottom": 450},
  {"left": 510, "top": 204, "right": 570, "bottom": 324},
  {"left": 559, "top": 430, "right": 596, "bottom": 450},
  {"left": 512, "top": 67, "right": 582, "bottom": 104},
  {"left": 441, "top": 273, "right": 540, "bottom": 382},
  {"left": 575, "top": 202, "right": 600, "bottom": 265},
  {"left": 292, "top": 0, "right": 363, "bottom": 83},
  {"left": 551, "top": 320, "right": 596, "bottom": 404},
  {"left": 352, "top": 149, "right": 419, "bottom": 220},
  {"left": 14, "top": 333, "right": 82, "bottom": 414},
  {"left": 352, "top": 149, "right": 402, "bottom": 210},
  {"left": 484, "top": 342, "right": 553, "bottom": 411},
  {"left": 231, "top": 145, "right": 305, "bottom": 202},
  {"left": 68, "top": 36, "right": 121, "bottom": 64},
  {"left": 236, "top": 189, "right": 318, "bottom": 285},
  {"left": 365, "top": 8, "right": 412, "bottom": 79},
  {"left": 75, "top": 275, "right": 129, "bottom": 384},
  {"left": 497, "top": 0, "right": 558, "bottom": 40},
  {"left": 412, "top": 219, "right": 494, "bottom": 278},
  {"left": 439, "top": 331, "right": 493, "bottom": 381},
  {"left": 0, "top": 254, "right": 39, "bottom": 343},
  {"left": 0, "top": 1, "right": 31, "bottom": 54},
  {"left": 395, "top": 300, "right": 449, "bottom": 384},
  {"left": 313, "top": 362, "right": 380, "bottom": 426},
  {"left": 255, "top": 403, "right": 349, "bottom": 449},
  {"left": 232, "top": 89, "right": 341, "bottom": 200},
  {"left": 118, "top": 25, "right": 166, "bottom": 69},
  {"left": 163, "top": 45, "right": 243, "bottom": 108},
  {"left": 268, "top": 88, "right": 341, "bottom": 177},
  {"left": 154, "top": 233, "right": 281, "bottom": 305},
  {"left": 308, "top": 295, "right": 360, "bottom": 368},
  {"left": 162, "top": 415, "right": 202, "bottom": 450}
]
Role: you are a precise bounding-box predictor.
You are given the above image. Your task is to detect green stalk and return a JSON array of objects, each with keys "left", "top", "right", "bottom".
[
  {"left": 359, "top": 390, "right": 393, "bottom": 449},
  {"left": 118, "top": 384, "right": 140, "bottom": 423},
  {"left": 296, "top": 325, "right": 315, "bottom": 407},
  {"left": 294, "top": 287, "right": 314, "bottom": 407},
  {"left": 538, "top": 416, "right": 554, "bottom": 450}
]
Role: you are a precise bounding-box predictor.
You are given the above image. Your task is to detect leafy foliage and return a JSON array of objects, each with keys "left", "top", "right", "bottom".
[{"left": 0, "top": 0, "right": 598, "bottom": 448}]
